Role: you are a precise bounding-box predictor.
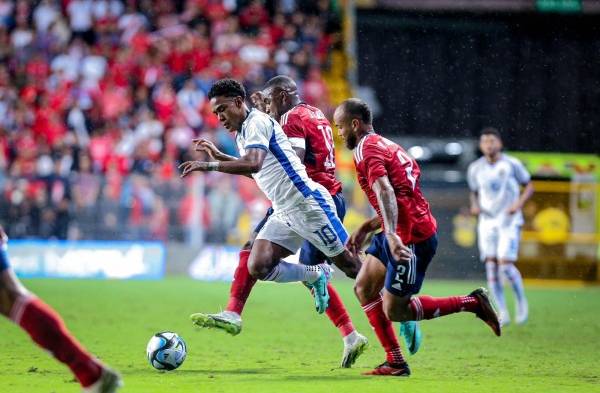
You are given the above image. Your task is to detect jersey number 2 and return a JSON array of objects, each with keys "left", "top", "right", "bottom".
[{"left": 317, "top": 125, "right": 335, "bottom": 169}]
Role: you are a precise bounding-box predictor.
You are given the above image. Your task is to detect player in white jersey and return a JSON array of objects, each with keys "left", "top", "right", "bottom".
[
  {"left": 179, "top": 79, "right": 362, "bottom": 313},
  {"left": 467, "top": 127, "right": 534, "bottom": 326}
]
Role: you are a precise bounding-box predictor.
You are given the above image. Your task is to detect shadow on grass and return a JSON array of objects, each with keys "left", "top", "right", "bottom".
[
  {"left": 174, "top": 368, "right": 280, "bottom": 375},
  {"left": 166, "top": 369, "right": 370, "bottom": 381},
  {"left": 282, "top": 375, "right": 377, "bottom": 382}
]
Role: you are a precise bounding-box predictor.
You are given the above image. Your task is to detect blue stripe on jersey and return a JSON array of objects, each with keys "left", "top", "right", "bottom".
[
  {"left": 268, "top": 132, "right": 311, "bottom": 198},
  {"left": 267, "top": 131, "right": 348, "bottom": 244},
  {"left": 245, "top": 144, "right": 268, "bottom": 151}
]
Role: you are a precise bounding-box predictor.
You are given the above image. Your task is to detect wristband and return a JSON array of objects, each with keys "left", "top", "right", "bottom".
[{"left": 206, "top": 161, "right": 219, "bottom": 171}]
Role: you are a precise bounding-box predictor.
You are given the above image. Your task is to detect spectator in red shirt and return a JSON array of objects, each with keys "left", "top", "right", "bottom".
[
  {"left": 239, "top": 0, "right": 269, "bottom": 35},
  {"left": 100, "top": 77, "right": 132, "bottom": 120},
  {"left": 0, "top": 0, "right": 341, "bottom": 242}
]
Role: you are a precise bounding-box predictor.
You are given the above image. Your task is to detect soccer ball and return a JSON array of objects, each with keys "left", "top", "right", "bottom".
[{"left": 146, "top": 331, "right": 187, "bottom": 371}]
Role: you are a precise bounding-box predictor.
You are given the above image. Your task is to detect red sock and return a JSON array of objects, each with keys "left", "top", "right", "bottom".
[
  {"left": 225, "top": 250, "right": 257, "bottom": 315},
  {"left": 10, "top": 295, "right": 102, "bottom": 387},
  {"left": 361, "top": 295, "right": 405, "bottom": 365},
  {"left": 410, "top": 295, "right": 479, "bottom": 321},
  {"left": 323, "top": 283, "right": 355, "bottom": 337}
]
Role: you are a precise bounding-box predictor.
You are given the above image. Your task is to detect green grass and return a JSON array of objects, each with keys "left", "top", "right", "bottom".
[{"left": 0, "top": 278, "right": 599, "bottom": 393}]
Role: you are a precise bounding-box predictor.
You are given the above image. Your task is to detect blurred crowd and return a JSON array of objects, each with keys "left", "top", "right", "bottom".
[{"left": 0, "top": 0, "right": 342, "bottom": 241}]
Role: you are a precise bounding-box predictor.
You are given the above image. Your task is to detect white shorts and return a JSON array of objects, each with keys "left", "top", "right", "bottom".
[
  {"left": 255, "top": 191, "right": 347, "bottom": 258},
  {"left": 478, "top": 217, "right": 521, "bottom": 262}
]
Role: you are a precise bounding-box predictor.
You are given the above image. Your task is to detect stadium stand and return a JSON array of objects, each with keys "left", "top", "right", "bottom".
[{"left": 0, "top": 0, "right": 341, "bottom": 241}]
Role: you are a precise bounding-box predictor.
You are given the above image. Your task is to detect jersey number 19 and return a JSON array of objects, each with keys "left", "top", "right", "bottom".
[{"left": 317, "top": 125, "right": 335, "bottom": 169}]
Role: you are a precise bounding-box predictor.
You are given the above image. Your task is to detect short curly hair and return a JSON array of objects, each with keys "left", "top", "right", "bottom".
[
  {"left": 340, "top": 98, "right": 372, "bottom": 124},
  {"left": 208, "top": 79, "right": 246, "bottom": 100}
]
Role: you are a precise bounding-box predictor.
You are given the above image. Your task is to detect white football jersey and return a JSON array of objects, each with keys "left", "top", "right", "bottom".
[
  {"left": 467, "top": 154, "right": 531, "bottom": 223},
  {"left": 236, "top": 109, "right": 323, "bottom": 212}
]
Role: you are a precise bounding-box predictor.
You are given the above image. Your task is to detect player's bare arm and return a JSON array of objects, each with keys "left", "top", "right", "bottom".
[
  {"left": 469, "top": 191, "right": 481, "bottom": 215},
  {"left": 179, "top": 148, "right": 266, "bottom": 177},
  {"left": 193, "top": 138, "right": 237, "bottom": 161},
  {"left": 507, "top": 182, "right": 534, "bottom": 214},
  {"left": 348, "top": 216, "right": 381, "bottom": 255},
  {"left": 372, "top": 176, "right": 412, "bottom": 263}
]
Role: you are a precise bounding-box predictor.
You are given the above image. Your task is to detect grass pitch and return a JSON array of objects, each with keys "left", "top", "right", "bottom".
[{"left": 0, "top": 278, "right": 598, "bottom": 393}]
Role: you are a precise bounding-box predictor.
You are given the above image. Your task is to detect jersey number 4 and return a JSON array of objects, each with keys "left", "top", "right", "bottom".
[{"left": 317, "top": 125, "right": 335, "bottom": 169}]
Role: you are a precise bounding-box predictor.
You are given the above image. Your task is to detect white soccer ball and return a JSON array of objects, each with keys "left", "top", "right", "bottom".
[{"left": 146, "top": 331, "right": 187, "bottom": 371}]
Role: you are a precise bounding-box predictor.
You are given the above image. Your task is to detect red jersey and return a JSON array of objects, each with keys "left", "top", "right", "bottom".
[
  {"left": 280, "top": 103, "right": 342, "bottom": 195},
  {"left": 354, "top": 133, "right": 437, "bottom": 244}
]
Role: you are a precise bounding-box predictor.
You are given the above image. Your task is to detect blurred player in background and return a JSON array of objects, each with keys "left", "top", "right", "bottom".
[
  {"left": 335, "top": 98, "right": 501, "bottom": 376},
  {"left": 187, "top": 76, "right": 368, "bottom": 368},
  {"left": 468, "top": 128, "right": 533, "bottom": 326},
  {"left": 0, "top": 226, "right": 122, "bottom": 393}
]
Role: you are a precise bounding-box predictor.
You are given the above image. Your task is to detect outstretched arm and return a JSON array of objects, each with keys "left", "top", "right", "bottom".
[
  {"left": 193, "top": 138, "right": 237, "bottom": 162},
  {"left": 179, "top": 148, "right": 266, "bottom": 177}
]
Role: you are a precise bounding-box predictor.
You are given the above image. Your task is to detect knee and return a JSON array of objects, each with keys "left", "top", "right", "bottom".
[
  {"left": 353, "top": 282, "right": 366, "bottom": 303},
  {"left": 247, "top": 260, "right": 265, "bottom": 279},
  {"left": 354, "top": 280, "right": 377, "bottom": 304},
  {"left": 247, "top": 256, "right": 271, "bottom": 280}
]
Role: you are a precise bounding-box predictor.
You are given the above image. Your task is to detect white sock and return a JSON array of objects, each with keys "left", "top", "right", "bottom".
[
  {"left": 485, "top": 261, "right": 507, "bottom": 314},
  {"left": 343, "top": 330, "right": 358, "bottom": 346},
  {"left": 499, "top": 263, "right": 526, "bottom": 306},
  {"left": 221, "top": 310, "right": 240, "bottom": 319},
  {"left": 263, "top": 262, "right": 321, "bottom": 283}
]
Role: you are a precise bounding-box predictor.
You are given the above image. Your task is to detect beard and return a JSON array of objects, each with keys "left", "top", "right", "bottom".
[{"left": 345, "top": 133, "right": 358, "bottom": 150}]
